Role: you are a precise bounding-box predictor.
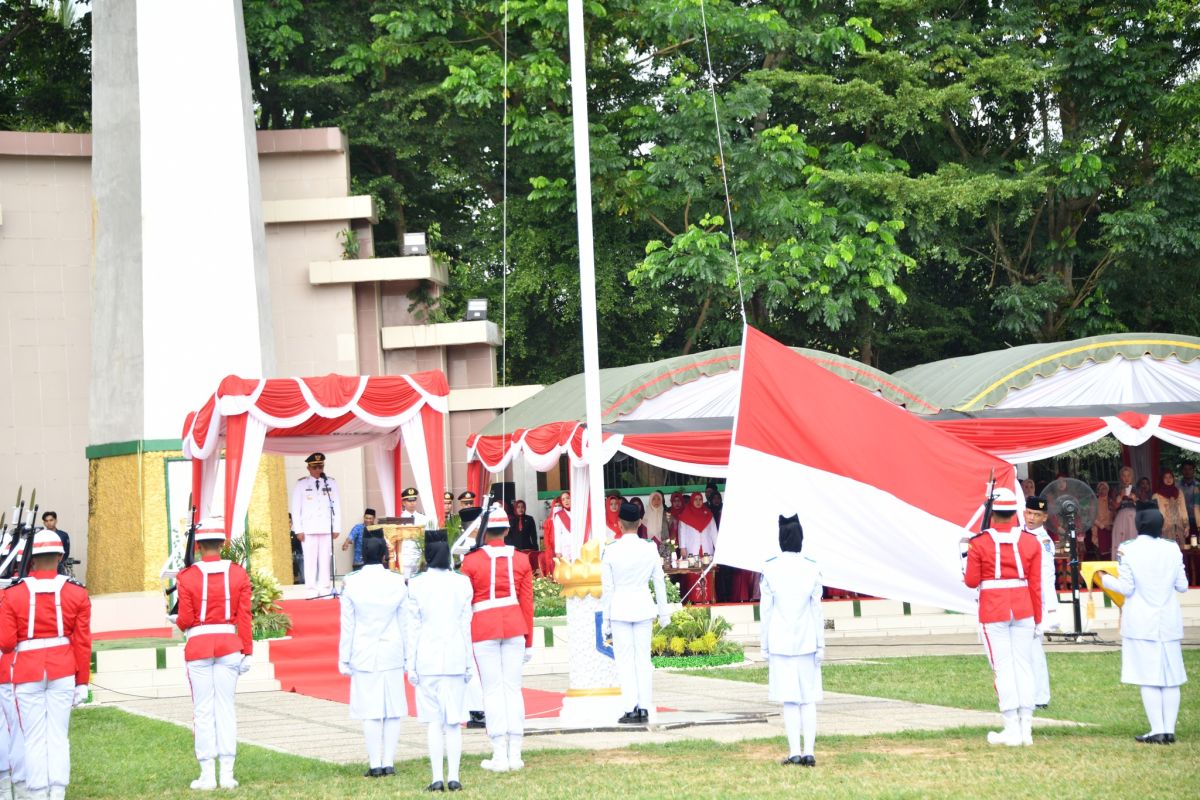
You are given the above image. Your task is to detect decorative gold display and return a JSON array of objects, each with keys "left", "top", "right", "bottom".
[
  {"left": 553, "top": 539, "right": 604, "bottom": 599},
  {"left": 371, "top": 524, "right": 424, "bottom": 571}
]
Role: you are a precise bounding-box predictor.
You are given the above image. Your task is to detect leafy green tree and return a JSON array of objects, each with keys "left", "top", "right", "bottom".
[{"left": 0, "top": 0, "right": 90, "bottom": 131}]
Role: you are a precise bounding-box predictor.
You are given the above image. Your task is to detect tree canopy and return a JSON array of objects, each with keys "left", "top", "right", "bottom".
[{"left": 8, "top": 1, "right": 1199, "bottom": 383}]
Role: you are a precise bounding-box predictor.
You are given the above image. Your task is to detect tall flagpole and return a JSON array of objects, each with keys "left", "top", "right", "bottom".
[{"left": 566, "top": 0, "right": 607, "bottom": 549}]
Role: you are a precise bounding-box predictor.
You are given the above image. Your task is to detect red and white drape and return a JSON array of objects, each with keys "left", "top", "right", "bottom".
[{"left": 182, "top": 372, "right": 449, "bottom": 539}]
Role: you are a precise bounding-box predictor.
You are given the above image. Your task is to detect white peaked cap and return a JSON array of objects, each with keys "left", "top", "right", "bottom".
[
  {"left": 991, "top": 487, "right": 1019, "bottom": 512},
  {"left": 195, "top": 517, "right": 227, "bottom": 542},
  {"left": 31, "top": 530, "right": 64, "bottom": 556}
]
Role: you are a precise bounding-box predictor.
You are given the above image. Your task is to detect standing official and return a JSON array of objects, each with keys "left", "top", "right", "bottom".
[
  {"left": 0, "top": 531, "right": 91, "bottom": 800},
  {"left": 174, "top": 518, "right": 253, "bottom": 790},
  {"left": 1098, "top": 505, "right": 1188, "bottom": 743},
  {"left": 761, "top": 514, "right": 825, "bottom": 767},
  {"left": 291, "top": 453, "right": 341, "bottom": 598},
  {"left": 964, "top": 487, "right": 1042, "bottom": 746},
  {"left": 338, "top": 537, "right": 409, "bottom": 777},
  {"left": 601, "top": 502, "right": 670, "bottom": 725},
  {"left": 39, "top": 514, "right": 70, "bottom": 576},
  {"left": 1024, "top": 496, "right": 1058, "bottom": 708},
  {"left": 459, "top": 507, "right": 533, "bottom": 772},
  {"left": 397, "top": 488, "right": 429, "bottom": 580},
  {"left": 407, "top": 533, "right": 473, "bottom": 792}
]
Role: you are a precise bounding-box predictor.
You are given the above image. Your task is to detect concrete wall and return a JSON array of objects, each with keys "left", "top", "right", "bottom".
[{"left": 0, "top": 136, "right": 93, "bottom": 569}]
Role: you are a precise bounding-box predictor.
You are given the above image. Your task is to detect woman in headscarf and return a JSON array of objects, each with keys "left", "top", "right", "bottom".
[
  {"left": 605, "top": 493, "right": 623, "bottom": 538},
  {"left": 643, "top": 491, "right": 668, "bottom": 549},
  {"left": 1097, "top": 505, "right": 1188, "bottom": 745},
  {"left": 674, "top": 492, "right": 716, "bottom": 557},
  {"left": 761, "top": 514, "right": 824, "bottom": 767},
  {"left": 1153, "top": 470, "right": 1189, "bottom": 546},
  {"left": 506, "top": 500, "right": 541, "bottom": 575},
  {"left": 1111, "top": 466, "right": 1139, "bottom": 552},
  {"left": 629, "top": 497, "right": 650, "bottom": 540},
  {"left": 667, "top": 491, "right": 685, "bottom": 547}
]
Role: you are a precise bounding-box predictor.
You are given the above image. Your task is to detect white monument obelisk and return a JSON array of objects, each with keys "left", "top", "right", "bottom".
[{"left": 88, "top": 0, "right": 274, "bottom": 592}]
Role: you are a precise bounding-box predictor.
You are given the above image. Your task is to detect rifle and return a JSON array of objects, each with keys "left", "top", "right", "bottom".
[
  {"left": 17, "top": 490, "right": 39, "bottom": 580},
  {"left": 980, "top": 468, "right": 997, "bottom": 533},
  {"left": 166, "top": 503, "right": 198, "bottom": 615}
]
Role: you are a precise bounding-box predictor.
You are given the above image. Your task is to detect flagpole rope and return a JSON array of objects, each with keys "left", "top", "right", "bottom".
[{"left": 698, "top": 0, "right": 747, "bottom": 326}]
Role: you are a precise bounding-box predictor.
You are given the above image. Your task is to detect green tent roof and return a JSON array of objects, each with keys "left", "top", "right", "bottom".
[
  {"left": 479, "top": 345, "right": 936, "bottom": 437},
  {"left": 894, "top": 333, "right": 1200, "bottom": 412}
]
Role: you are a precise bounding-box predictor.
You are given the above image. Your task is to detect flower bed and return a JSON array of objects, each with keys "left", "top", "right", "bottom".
[
  {"left": 651, "top": 607, "right": 742, "bottom": 660},
  {"left": 652, "top": 652, "right": 745, "bottom": 669}
]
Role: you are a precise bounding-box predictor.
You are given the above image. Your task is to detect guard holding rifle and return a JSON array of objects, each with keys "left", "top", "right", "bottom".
[{"left": 0, "top": 530, "right": 91, "bottom": 800}]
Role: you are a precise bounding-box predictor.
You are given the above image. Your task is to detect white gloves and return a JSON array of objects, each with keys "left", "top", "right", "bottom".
[
  {"left": 1034, "top": 623, "right": 1044, "bottom": 638},
  {"left": 166, "top": 614, "right": 178, "bottom": 626},
  {"left": 337, "top": 662, "right": 352, "bottom": 677},
  {"left": 237, "top": 655, "right": 253, "bottom": 675},
  {"left": 524, "top": 648, "right": 533, "bottom": 664},
  {"left": 408, "top": 672, "right": 420, "bottom": 686},
  {"left": 464, "top": 670, "right": 474, "bottom": 684},
  {"left": 657, "top": 615, "right": 671, "bottom": 629},
  {"left": 72, "top": 684, "right": 89, "bottom": 707}
]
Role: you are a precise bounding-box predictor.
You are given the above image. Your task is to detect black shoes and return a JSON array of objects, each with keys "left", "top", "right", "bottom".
[
  {"left": 1165, "top": 733, "right": 1177, "bottom": 744},
  {"left": 448, "top": 781, "right": 463, "bottom": 791},
  {"left": 1036, "top": 704, "right": 1049, "bottom": 710},
  {"left": 427, "top": 780, "right": 446, "bottom": 791},
  {"left": 381, "top": 766, "right": 395, "bottom": 776},
  {"left": 638, "top": 707, "right": 649, "bottom": 721},
  {"left": 467, "top": 711, "right": 487, "bottom": 729},
  {"left": 781, "top": 754, "right": 816, "bottom": 766},
  {"left": 1135, "top": 733, "right": 1169, "bottom": 744},
  {"left": 618, "top": 710, "right": 642, "bottom": 724},
  {"left": 365, "top": 767, "right": 383, "bottom": 778}
]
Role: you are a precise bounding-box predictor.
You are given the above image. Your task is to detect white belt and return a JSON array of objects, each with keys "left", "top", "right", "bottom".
[
  {"left": 980, "top": 578, "right": 1028, "bottom": 589},
  {"left": 473, "top": 595, "right": 519, "bottom": 613},
  {"left": 16, "top": 636, "right": 69, "bottom": 652},
  {"left": 187, "top": 624, "right": 237, "bottom": 639}
]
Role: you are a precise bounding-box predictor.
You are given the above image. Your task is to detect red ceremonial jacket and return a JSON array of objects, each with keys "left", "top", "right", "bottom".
[
  {"left": 175, "top": 556, "right": 253, "bottom": 661},
  {"left": 0, "top": 570, "right": 92, "bottom": 685},
  {"left": 964, "top": 525, "right": 1043, "bottom": 625},
  {"left": 460, "top": 541, "right": 534, "bottom": 646}
]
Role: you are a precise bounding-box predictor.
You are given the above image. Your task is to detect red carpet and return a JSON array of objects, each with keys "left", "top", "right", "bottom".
[{"left": 269, "top": 599, "right": 566, "bottom": 718}]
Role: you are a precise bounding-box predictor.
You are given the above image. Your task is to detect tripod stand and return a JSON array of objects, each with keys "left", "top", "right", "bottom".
[{"left": 1045, "top": 499, "right": 1098, "bottom": 643}]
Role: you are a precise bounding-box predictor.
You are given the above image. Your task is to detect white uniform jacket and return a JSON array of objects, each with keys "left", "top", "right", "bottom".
[
  {"left": 1102, "top": 535, "right": 1188, "bottom": 642},
  {"left": 291, "top": 474, "right": 342, "bottom": 535},
  {"left": 601, "top": 535, "right": 669, "bottom": 626},
  {"left": 339, "top": 565, "right": 407, "bottom": 673},
  {"left": 1028, "top": 525, "right": 1058, "bottom": 617},
  {"left": 406, "top": 568, "right": 474, "bottom": 678},
  {"left": 398, "top": 511, "right": 430, "bottom": 528},
  {"left": 760, "top": 552, "right": 824, "bottom": 657}
]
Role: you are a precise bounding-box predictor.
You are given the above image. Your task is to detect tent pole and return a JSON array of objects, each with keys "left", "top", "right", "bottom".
[{"left": 566, "top": 0, "right": 607, "bottom": 549}]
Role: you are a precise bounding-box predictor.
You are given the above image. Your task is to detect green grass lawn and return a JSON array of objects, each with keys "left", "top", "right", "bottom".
[{"left": 68, "top": 651, "right": 1200, "bottom": 799}]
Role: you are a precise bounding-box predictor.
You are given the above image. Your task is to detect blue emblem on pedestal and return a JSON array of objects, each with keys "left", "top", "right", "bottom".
[{"left": 594, "top": 611, "right": 614, "bottom": 659}]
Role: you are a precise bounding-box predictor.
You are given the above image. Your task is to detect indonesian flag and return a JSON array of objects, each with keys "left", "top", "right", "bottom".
[{"left": 717, "top": 327, "right": 1017, "bottom": 614}]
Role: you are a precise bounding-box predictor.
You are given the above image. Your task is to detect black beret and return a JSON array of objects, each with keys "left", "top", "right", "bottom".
[
  {"left": 1025, "top": 496, "right": 1047, "bottom": 512},
  {"left": 618, "top": 501, "right": 643, "bottom": 522}
]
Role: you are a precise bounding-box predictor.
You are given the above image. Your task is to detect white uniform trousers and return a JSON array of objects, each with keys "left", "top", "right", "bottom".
[
  {"left": 982, "top": 618, "right": 1035, "bottom": 713},
  {"left": 0, "top": 684, "right": 9, "bottom": 774},
  {"left": 1, "top": 684, "right": 24, "bottom": 784},
  {"left": 473, "top": 637, "right": 525, "bottom": 737},
  {"left": 15, "top": 676, "right": 74, "bottom": 792},
  {"left": 1031, "top": 631, "right": 1051, "bottom": 706},
  {"left": 611, "top": 620, "right": 653, "bottom": 714},
  {"left": 301, "top": 533, "right": 333, "bottom": 594},
  {"left": 187, "top": 653, "right": 242, "bottom": 760}
]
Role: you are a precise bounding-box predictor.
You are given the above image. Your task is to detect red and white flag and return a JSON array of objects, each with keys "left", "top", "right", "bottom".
[{"left": 717, "top": 327, "right": 1016, "bottom": 613}]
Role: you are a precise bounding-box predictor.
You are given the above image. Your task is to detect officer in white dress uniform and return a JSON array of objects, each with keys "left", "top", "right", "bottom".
[
  {"left": 397, "top": 487, "right": 430, "bottom": 580},
  {"left": 760, "top": 514, "right": 824, "bottom": 767},
  {"left": 338, "top": 538, "right": 408, "bottom": 777},
  {"left": 1098, "top": 505, "right": 1188, "bottom": 744},
  {"left": 407, "top": 533, "right": 473, "bottom": 792},
  {"left": 291, "top": 453, "right": 341, "bottom": 598},
  {"left": 601, "top": 502, "right": 671, "bottom": 724},
  {"left": 1024, "top": 495, "right": 1058, "bottom": 708}
]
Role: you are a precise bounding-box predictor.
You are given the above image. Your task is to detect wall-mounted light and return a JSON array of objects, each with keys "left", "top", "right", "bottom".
[
  {"left": 403, "top": 232, "right": 428, "bottom": 256},
  {"left": 465, "top": 298, "right": 488, "bottom": 321}
]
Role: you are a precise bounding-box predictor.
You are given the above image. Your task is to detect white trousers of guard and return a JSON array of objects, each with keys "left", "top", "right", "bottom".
[
  {"left": 301, "top": 533, "right": 333, "bottom": 595},
  {"left": 611, "top": 620, "right": 653, "bottom": 714},
  {"left": 982, "top": 618, "right": 1035, "bottom": 713},
  {"left": 15, "top": 676, "right": 74, "bottom": 792},
  {"left": 474, "top": 637, "right": 525, "bottom": 737},
  {"left": 188, "top": 653, "right": 242, "bottom": 760},
  {"left": 1031, "top": 631, "right": 1051, "bottom": 706},
  {"left": 1, "top": 684, "right": 24, "bottom": 784}
]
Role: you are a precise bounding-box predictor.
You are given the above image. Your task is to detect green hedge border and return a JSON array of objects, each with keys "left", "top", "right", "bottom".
[{"left": 652, "top": 652, "right": 744, "bottom": 669}]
